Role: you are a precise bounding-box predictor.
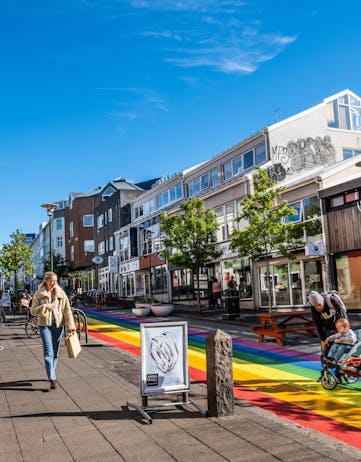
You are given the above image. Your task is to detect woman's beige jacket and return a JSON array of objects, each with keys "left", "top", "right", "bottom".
[{"left": 30, "top": 285, "right": 76, "bottom": 330}]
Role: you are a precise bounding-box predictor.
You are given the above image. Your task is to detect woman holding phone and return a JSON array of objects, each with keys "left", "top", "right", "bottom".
[{"left": 31, "top": 272, "right": 76, "bottom": 390}]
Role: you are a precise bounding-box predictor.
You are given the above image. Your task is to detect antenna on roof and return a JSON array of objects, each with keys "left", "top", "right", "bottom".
[{"left": 274, "top": 108, "right": 281, "bottom": 122}]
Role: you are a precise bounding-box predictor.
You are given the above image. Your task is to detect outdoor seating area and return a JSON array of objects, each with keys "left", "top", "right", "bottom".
[{"left": 251, "top": 309, "right": 315, "bottom": 346}]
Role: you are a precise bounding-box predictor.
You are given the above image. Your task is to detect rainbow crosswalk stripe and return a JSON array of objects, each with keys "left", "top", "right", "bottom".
[{"left": 82, "top": 308, "right": 361, "bottom": 450}]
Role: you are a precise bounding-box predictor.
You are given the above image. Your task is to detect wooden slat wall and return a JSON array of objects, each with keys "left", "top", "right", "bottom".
[{"left": 327, "top": 206, "right": 361, "bottom": 253}]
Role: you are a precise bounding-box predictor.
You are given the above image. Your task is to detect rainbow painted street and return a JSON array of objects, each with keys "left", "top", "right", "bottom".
[{"left": 82, "top": 308, "right": 361, "bottom": 451}]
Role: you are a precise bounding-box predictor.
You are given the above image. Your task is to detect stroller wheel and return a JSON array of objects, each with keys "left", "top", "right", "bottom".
[
  {"left": 344, "top": 374, "right": 359, "bottom": 384},
  {"left": 321, "top": 371, "right": 338, "bottom": 390}
]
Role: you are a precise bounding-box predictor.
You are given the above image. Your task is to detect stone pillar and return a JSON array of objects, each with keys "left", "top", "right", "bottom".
[{"left": 206, "top": 329, "right": 234, "bottom": 417}]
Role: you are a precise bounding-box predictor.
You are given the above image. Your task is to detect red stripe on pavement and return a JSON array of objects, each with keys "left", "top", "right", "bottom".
[{"left": 90, "top": 330, "right": 141, "bottom": 356}]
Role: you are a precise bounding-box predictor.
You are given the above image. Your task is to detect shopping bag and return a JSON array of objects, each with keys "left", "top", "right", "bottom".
[{"left": 65, "top": 332, "right": 81, "bottom": 359}]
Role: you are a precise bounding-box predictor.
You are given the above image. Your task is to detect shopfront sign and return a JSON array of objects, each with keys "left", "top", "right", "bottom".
[
  {"left": 216, "top": 242, "right": 238, "bottom": 259},
  {"left": 109, "top": 256, "right": 119, "bottom": 273},
  {"left": 119, "top": 259, "right": 139, "bottom": 274}
]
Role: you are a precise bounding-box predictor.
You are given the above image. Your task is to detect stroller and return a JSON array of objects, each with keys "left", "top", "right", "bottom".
[{"left": 320, "top": 328, "right": 361, "bottom": 390}]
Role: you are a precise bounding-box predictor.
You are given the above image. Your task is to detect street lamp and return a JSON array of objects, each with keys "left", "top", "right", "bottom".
[
  {"left": 145, "top": 229, "right": 152, "bottom": 297},
  {"left": 41, "top": 203, "right": 58, "bottom": 272}
]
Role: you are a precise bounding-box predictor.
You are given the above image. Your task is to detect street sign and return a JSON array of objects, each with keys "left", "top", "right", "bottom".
[{"left": 92, "top": 256, "right": 103, "bottom": 265}]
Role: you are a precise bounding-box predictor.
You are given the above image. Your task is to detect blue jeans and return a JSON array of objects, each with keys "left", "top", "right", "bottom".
[
  {"left": 39, "top": 322, "right": 64, "bottom": 381},
  {"left": 328, "top": 343, "right": 352, "bottom": 363}
]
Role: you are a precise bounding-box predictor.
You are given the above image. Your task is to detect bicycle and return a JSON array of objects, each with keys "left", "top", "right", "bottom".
[{"left": 25, "top": 314, "right": 40, "bottom": 339}]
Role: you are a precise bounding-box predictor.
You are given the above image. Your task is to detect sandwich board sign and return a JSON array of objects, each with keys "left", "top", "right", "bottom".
[
  {"left": 141, "top": 321, "right": 189, "bottom": 396},
  {"left": 126, "top": 320, "right": 205, "bottom": 423}
]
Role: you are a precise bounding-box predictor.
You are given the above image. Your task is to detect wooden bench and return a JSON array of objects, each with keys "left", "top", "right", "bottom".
[{"left": 252, "top": 309, "right": 315, "bottom": 346}]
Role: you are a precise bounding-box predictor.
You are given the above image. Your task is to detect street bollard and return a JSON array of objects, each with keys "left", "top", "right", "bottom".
[{"left": 206, "top": 329, "right": 234, "bottom": 417}]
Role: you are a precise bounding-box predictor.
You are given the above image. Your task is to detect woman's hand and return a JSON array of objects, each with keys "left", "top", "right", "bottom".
[{"left": 45, "top": 303, "right": 55, "bottom": 311}]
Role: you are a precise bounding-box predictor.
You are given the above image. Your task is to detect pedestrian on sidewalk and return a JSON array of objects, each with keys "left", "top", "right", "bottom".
[
  {"left": 211, "top": 277, "right": 222, "bottom": 308},
  {"left": 31, "top": 271, "right": 76, "bottom": 390}
]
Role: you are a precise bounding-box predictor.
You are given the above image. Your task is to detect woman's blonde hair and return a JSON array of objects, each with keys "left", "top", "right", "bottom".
[{"left": 39, "top": 271, "right": 58, "bottom": 290}]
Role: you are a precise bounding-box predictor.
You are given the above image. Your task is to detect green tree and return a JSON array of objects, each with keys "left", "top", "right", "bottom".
[
  {"left": 43, "top": 252, "right": 67, "bottom": 275},
  {"left": 231, "top": 168, "right": 303, "bottom": 312},
  {"left": 0, "top": 229, "right": 34, "bottom": 300},
  {"left": 160, "top": 197, "right": 221, "bottom": 312}
]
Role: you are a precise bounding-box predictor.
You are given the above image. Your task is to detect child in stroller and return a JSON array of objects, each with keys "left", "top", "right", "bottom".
[{"left": 320, "top": 320, "right": 361, "bottom": 390}]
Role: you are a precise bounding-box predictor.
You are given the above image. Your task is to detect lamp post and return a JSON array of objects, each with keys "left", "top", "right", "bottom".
[
  {"left": 41, "top": 203, "right": 58, "bottom": 272},
  {"left": 145, "top": 229, "right": 152, "bottom": 297}
]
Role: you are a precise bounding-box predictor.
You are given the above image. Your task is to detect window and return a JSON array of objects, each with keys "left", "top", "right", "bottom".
[
  {"left": 56, "top": 236, "right": 63, "bottom": 248},
  {"left": 210, "top": 168, "right": 218, "bottom": 186},
  {"left": 327, "top": 93, "right": 361, "bottom": 131},
  {"left": 119, "top": 232, "right": 129, "bottom": 262},
  {"left": 342, "top": 148, "right": 361, "bottom": 160},
  {"left": 232, "top": 157, "right": 242, "bottom": 176},
  {"left": 286, "top": 202, "right": 302, "bottom": 223},
  {"left": 330, "top": 195, "right": 344, "bottom": 208},
  {"left": 328, "top": 190, "right": 360, "bottom": 209},
  {"left": 163, "top": 190, "right": 169, "bottom": 205},
  {"left": 84, "top": 240, "right": 94, "bottom": 253},
  {"left": 102, "top": 186, "right": 115, "bottom": 201},
  {"left": 255, "top": 144, "right": 266, "bottom": 165},
  {"left": 108, "top": 236, "right": 114, "bottom": 252},
  {"left": 170, "top": 188, "right": 176, "bottom": 202},
  {"left": 56, "top": 218, "right": 62, "bottom": 230},
  {"left": 69, "top": 222, "right": 74, "bottom": 238},
  {"left": 244, "top": 150, "right": 254, "bottom": 169},
  {"left": 97, "top": 214, "right": 105, "bottom": 229},
  {"left": 108, "top": 208, "right": 112, "bottom": 223},
  {"left": 223, "top": 161, "right": 232, "bottom": 180},
  {"left": 70, "top": 245, "right": 74, "bottom": 262},
  {"left": 201, "top": 173, "right": 209, "bottom": 189},
  {"left": 98, "top": 241, "right": 105, "bottom": 255},
  {"left": 83, "top": 215, "right": 94, "bottom": 227},
  {"left": 176, "top": 183, "right": 182, "bottom": 199}
]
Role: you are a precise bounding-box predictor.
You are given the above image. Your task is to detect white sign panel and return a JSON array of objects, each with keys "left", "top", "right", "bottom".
[
  {"left": 109, "top": 255, "right": 118, "bottom": 273},
  {"left": 140, "top": 321, "right": 189, "bottom": 396},
  {"left": 119, "top": 259, "right": 140, "bottom": 274}
]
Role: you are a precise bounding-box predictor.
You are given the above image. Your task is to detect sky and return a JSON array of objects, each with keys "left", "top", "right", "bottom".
[{"left": 1, "top": 0, "right": 361, "bottom": 246}]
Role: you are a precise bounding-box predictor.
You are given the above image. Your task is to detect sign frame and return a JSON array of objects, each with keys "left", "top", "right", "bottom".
[{"left": 140, "top": 321, "right": 189, "bottom": 396}]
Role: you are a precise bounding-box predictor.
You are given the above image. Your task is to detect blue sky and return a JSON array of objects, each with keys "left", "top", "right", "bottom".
[{"left": 1, "top": 0, "right": 361, "bottom": 246}]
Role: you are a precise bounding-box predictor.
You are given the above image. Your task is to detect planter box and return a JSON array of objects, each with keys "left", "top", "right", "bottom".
[
  {"left": 132, "top": 303, "right": 151, "bottom": 317},
  {"left": 150, "top": 303, "right": 174, "bottom": 317}
]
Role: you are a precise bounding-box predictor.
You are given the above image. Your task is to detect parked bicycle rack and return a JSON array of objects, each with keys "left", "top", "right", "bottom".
[{"left": 71, "top": 308, "right": 88, "bottom": 344}]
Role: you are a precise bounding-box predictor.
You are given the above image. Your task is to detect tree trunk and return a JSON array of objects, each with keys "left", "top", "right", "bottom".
[
  {"left": 195, "top": 270, "right": 201, "bottom": 312},
  {"left": 265, "top": 254, "right": 273, "bottom": 313}
]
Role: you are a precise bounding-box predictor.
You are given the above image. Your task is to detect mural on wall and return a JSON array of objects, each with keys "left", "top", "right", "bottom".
[{"left": 268, "top": 135, "right": 336, "bottom": 182}]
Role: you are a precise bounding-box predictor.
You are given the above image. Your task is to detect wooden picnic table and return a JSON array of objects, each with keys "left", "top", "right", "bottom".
[{"left": 252, "top": 309, "right": 315, "bottom": 346}]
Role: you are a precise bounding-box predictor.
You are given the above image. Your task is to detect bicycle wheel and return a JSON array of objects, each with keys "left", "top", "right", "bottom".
[
  {"left": 321, "top": 371, "right": 338, "bottom": 390},
  {"left": 25, "top": 321, "right": 40, "bottom": 339}
]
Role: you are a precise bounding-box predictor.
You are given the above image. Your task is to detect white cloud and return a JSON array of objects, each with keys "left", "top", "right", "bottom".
[{"left": 125, "top": 1, "right": 297, "bottom": 76}]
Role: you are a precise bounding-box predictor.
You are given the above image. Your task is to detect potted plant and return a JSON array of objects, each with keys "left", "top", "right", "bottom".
[
  {"left": 132, "top": 296, "right": 154, "bottom": 317},
  {"left": 150, "top": 300, "right": 174, "bottom": 317}
]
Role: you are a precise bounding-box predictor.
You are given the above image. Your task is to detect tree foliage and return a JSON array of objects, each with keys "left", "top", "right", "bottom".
[
  {"left": 43, "top": 252, "right": 66, "bottom": 275},
  {"left": 230, "top": 168, "right": 303, "bottom": 311},
  {"left": 160, "top": 197, "right": 221, "bottom": 311},
  {"left": 0, "top": 229, "right": 34, "bottom": 298}
]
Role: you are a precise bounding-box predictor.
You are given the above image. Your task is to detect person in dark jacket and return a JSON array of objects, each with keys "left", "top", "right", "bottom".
[
  {"left": 309, "top": 290, "right": 348, "bottom": 346},
  {"left": 309, "top": 290, "right": 348, "bottom": 380}
]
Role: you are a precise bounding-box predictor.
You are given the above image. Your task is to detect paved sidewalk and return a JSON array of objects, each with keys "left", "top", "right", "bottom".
[{"left": 1, "top": 318, "right": 361, "bottom": 462}]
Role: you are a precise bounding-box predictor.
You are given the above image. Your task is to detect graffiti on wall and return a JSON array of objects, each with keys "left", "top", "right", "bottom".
[{"left": 268, "top": 135, "right": 336, "bottom": 182}]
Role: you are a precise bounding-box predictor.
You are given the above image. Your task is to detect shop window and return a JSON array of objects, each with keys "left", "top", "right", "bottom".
[{"left": 335, "top": 251, "right": 361, "bottom": 309}]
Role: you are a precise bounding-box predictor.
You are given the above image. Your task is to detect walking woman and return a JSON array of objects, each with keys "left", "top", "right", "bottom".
[{"left": 31, "top": 272, "right": 76, "bottom": 390}]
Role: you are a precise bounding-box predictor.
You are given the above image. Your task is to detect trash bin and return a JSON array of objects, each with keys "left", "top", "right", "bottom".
[{"left": 221, "top": 290, "right": 240, "bottom": 320}]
